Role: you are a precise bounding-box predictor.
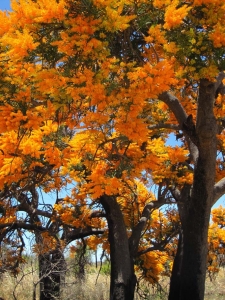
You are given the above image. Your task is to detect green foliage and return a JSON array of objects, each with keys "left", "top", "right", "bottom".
[{"left": 99, "top": 261, "right": 110, "bottom": 276}]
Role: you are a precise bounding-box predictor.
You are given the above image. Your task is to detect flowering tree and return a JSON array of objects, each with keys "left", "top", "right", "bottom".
[{"left": 0, "top": 0, "right": 225, "bottom": 300}]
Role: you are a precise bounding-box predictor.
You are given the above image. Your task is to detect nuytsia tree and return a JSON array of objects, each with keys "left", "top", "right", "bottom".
[{"left": 0, "top": 1, "right": 225, "bottom": 300}]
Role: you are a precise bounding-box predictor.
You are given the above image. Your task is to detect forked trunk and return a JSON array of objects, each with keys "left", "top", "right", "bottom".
[
  {"left": 178, "top": 79, "right": 218, "bottom": 300},
  {"left": 168, "top": 78, "right": 218, "bottom": 300}
]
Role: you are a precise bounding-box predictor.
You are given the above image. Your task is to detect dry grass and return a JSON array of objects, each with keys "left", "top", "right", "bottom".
[
  {"left": 205, "top": 269, "right": 225, "bottom": 300},
  {"left": 0, "top": 264, "right": 111, "bottom": 300},
  {"left": 0, "top": 264, "right": 225, "bottom": 300},
  {"left": 61, "top": 273, "right": 110, "bottom": 300}
]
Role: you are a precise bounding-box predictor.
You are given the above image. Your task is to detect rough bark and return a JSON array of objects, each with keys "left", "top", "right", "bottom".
[
  {"left": 178, "top": 79, "right": 217, "bottom": 300},
  {"left": 159, "top": 75, "right": 223, "bottom": 300},
  {"left": 100, "top": 195, "right": 136, "bottom": 300},
  {"left": 39, "top": 253, "right": 53, "bottom": 300},
  {"left": 39, "top": 250, "right": 66, "bottom": 300},
  {"left": 168, "top": 231, "right": 184, "bottom": 300},
  {"left": 213, "top": 177, "right": 225, "bottom": 205}
]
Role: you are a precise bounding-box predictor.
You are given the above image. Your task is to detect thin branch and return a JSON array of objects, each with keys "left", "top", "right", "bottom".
[
  {"left": 137, "top": 229, "right": 179, "bottom": 256},
  {"left": 89, "top": 211, "right": 106, "bottom": 219},
  {"left": 95, "top": 249, "right": 105, "bottom": 285},
  {"left": 148, "top": 123, "right": 180, "bottom": 131},
  {"left": 0, "top": 222, "right": 47, "bottom": 231}
]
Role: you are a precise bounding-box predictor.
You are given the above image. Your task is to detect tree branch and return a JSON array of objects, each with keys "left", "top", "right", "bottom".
[
  {"left": 89, "top": 211, "right": 106, "bottom": 219},
  {"left": 137, "top": 229, "right": 179, "bottom": 256},
  {"left": 17, "top": 204, "right": 52, "bottom": 219},
  {"left": 0, "top": 222, "right": 47, "bottom": 231},
  {"left": 215, "top": 72, "right": 225, "bottom": 92},
  {"left": 148, "top": 123, "right": 180, "bottom": 131},
  {"left": 158, "top": 91, "right": 188, "bottom": 127},
  {"left": 213, "top": 177, "right": 225, "bottom": 206},
  {"left": 129, "top": 199, "right": 166, "bottom": 258},
  {"left": 158, "top": 91, "right": 199, "bottom": 163},
  {"left": 64, "top": 227, "right": 105, "bottom": 244}
]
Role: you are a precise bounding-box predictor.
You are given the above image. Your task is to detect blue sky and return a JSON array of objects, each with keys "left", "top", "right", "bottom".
[{"left": 0, "top": 0, "right": 11, "bottom": 11}]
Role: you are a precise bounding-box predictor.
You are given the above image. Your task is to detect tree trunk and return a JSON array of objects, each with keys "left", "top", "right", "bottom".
[
  {"left": 39, "top": 253, "right": 53, "bottom": 300},
  {"left": 178, "top": 158, "right": 213, "bottom": 300},
  {"left": 100, "top": 195, "right": 137, "bottom": 300},
  {"left": 168, "top": 230, "right": 183, "bottom": 300},
  {"left": 179, "top": 207, "right": 211, "bottom": 300},
  {"left": 177, "top": 79, "right": 218, "bottom": 300},
  {"left": 39, "top": 250, "right": 66, "bottom": 300}
]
